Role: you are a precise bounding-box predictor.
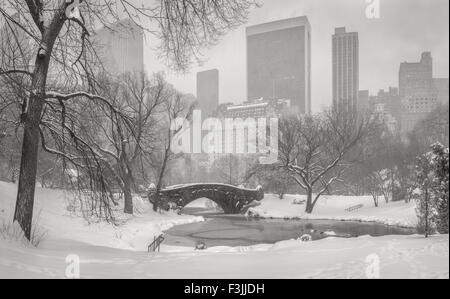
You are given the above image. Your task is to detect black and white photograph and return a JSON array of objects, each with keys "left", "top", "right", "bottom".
[{"left": 0, "top": 0, "right": 448, "bottom": 280}]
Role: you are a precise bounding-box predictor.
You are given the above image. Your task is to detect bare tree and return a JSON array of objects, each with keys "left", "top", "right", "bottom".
[
  {"left": 83, "top": 72, "right": 167, "bottom": 214},
  {"left": 409, "top": 104, "right": 449, "bottom": 150},
  {"left": 357, "top": 124, "right": 420, "bottom": 203},
  {"left": 210, "top": 154, "right": 250, "bottom": 186},
  {"left": 245, "top": 163, "right": 293, "bottom": 199},
  {"left": 366, "top": 173, "right": 381, "bottom": 207},
  {"left": 279, "top": 111, "right": 373, "bottom": 214},
  {"left": 151, "top": 91, "right": 192, "bottom": 212},
  {"left": 0, "top": 0, "right": 257, "bottom": 240}
]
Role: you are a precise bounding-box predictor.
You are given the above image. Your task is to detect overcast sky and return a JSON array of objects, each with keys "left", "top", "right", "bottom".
[{"left": 144, "top": 0, "right": 449, "bottom": 113}]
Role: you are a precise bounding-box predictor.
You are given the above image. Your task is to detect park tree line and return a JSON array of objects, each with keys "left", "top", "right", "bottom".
[{"left": 247, "top": 103, "right": 449, "bottom": 229}]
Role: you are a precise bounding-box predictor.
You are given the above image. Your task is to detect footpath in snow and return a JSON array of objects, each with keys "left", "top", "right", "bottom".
[{"left": 248, "top": 194, "right": 418, "bottom": 228}]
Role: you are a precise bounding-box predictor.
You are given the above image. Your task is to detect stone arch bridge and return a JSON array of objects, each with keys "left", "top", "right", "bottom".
[{"left": 150, "top": 184, "right": 264, "bottom": 214}]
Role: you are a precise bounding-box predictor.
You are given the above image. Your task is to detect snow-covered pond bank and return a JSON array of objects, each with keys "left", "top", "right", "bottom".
[{"left": 247, "top": 194, "right": 418, "bottom": 228}]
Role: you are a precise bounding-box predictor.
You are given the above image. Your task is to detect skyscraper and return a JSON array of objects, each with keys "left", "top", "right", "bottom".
[
  {"left": 246, "top": 16, "right": 311, "bottom": 115},
  {"left": 332, "top": 27, "right": 359, "bottom": 114},
  {"left": 196, "top": 69, "right": 219, "bottom": 117},
  {"left": 95, "top": 19, "right": 144, "bottom": 75}
]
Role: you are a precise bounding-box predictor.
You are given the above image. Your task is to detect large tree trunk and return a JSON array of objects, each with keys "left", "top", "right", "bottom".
[
  {"left": 13, "top": 13, "right": 64, "bottom": 240},
  {"left": 13, "top": 94, "right": 44, "bottom": 240},
  {"left": 153, "top": 145, "right": 170, "bottom": 212},
  {"left": 123, "top": 172, "right": 133, "bottom": 214},
  {"left": 425, "top": 186, "right": 429, "bottom": 238},
  {"left": 305, "top": 189, "right": 314, "bottom": 214},
  {"left": 153, "top": 174, "right": 164, "bottom": 212}
]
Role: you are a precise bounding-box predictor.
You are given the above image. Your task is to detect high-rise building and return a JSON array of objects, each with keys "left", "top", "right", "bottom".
[
  {"left": 196, "top": 69, "right": 219, "bottom": 117},
  {"left": 399, "top": 52, "right": 439, "bottom": 133},
  {"left": 246, "top": 16, "right": 311, "bottom": 115},
  {"left": 332, "top": 27, "right": 359, "bottom": 114},
  {"left": 94, "top": 19, "right": 144, "bottom": 75}
]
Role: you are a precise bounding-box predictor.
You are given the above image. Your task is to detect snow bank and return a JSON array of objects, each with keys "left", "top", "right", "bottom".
[
  {"left": 0, "top": 181, "right": 203, "bottom": 251},
  {"left": 0, "top": 232, "right": 447, "bottom": 279},
  {"left": 248, "top": 194, "right": 418, "bottom": 228}
]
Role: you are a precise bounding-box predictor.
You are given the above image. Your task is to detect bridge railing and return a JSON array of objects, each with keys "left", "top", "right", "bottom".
[{"left": 148, "top": 234, "right": 165, "bottom": 252}]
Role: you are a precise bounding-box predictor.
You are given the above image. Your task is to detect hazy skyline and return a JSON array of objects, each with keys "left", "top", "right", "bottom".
[{"left": 144, "top": 0, "right": 449, "bottom": 113}]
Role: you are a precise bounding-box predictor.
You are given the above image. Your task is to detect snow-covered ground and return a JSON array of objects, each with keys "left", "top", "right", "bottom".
[
  {"left": 0, "top": 232, "right": 448, "bottom": 278},
  {"left": 248, "top": 194, "right": 418, "bottom": 228},
  {"left": 0, "top": 182, "right": 448, "bottom": 279},
  {"left": 0, "top": 182, "right": 203, "bottom": 251}
]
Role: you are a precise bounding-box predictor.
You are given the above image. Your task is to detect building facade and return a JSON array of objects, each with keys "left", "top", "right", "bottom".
[
  {"left": 95, "top": 19, "right": 144, "bottom": 75},
  {"left": 433, "top": 78, "right": 449, "bottom": 106},
  {"left": 357, "top": 90, "right": 370, "bottom": 113},
  {"left": 369, "top": 88, "right": 402, "bottom": 133},
  {"left": 196, "top": 98, "right": 289, "bottom": 168},
  {"left": 196, "top": 69, "right": 219, "bottom": 118},
  {"left": 332, "top": 27, "right": 359, "bottom": 114},
  {"left": 219, "top": 98, "right": 291, "bottom": 119},
  {"left": 246, "top": 16, "right": 311, "bottom": 115},
  {"left": 399, "top": 52, "right": 439, "bottom": 133}
]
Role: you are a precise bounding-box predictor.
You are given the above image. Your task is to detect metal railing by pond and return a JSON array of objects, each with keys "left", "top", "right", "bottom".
[
  {"left": 345, "top": 204, "right": 364, "bottom": 212},
  {"left": 148, "top": 234, "right": 165, "bottom": 252}
]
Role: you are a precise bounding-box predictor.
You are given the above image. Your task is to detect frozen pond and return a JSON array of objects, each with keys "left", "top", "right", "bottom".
[{"left": 164, "top": 208, "right": 416, "bottom": 247}]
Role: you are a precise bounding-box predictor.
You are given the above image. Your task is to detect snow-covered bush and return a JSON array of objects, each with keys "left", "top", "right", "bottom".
[
  {"left": 429, "top": 144, "right": 449, "bottom": 234},
  {"left": 298, "top": 234, "right": 312, "bottom": 242},
  {"left": 292, "top": 198, "right": 306, "bottom": 205},
  {"left": 195, "top": 241, "right": 207, "bottom": 250},
  {"left": 415, "top": 143, "right": 449, "bottom": 235}
]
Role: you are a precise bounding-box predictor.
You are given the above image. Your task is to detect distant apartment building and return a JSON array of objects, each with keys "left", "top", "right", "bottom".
[
  {"left": 433, "top": 78, "right": 449, "bottom": 105},
  {"left": 196, "top": 69, "right": 219, "bottom": 118},
  {"left": 216, "top": 98, "right": 289, "bottom": 154},
  {"left": 399, "top": 52, "right": 434, "bottom": 98},
  {"left": 246, "top": 16, "right": 311, "bottom": 115},
  {"left": 197, "top": 98, "right": 290, "bottom": 168},
  {"left": 357, "top": 90, "right": 370, "bottom": 112},
  {"left": 369, "top": 88, "right": 402, "bottom": 132},
  {"left": 219, "top": 98, "right": 291, "bottom": 119},
  {"left": 332, "top": 27, "right": 359, "bottom": 114},
  {"left": 399, "top": 52, "right": 439, "bottom": 133},
  {"left": 94, "top": 19, "right": 144, "bottom": 75}
]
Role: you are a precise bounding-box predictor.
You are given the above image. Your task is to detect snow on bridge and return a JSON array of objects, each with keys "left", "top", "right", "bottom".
[{"left": 150, "top": 184, "right": 264, "bottom": 214}]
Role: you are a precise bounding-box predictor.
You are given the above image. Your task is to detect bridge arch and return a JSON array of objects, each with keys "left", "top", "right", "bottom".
[{"left": 153, "top": 184, "right": 264, "bottom": 214}]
